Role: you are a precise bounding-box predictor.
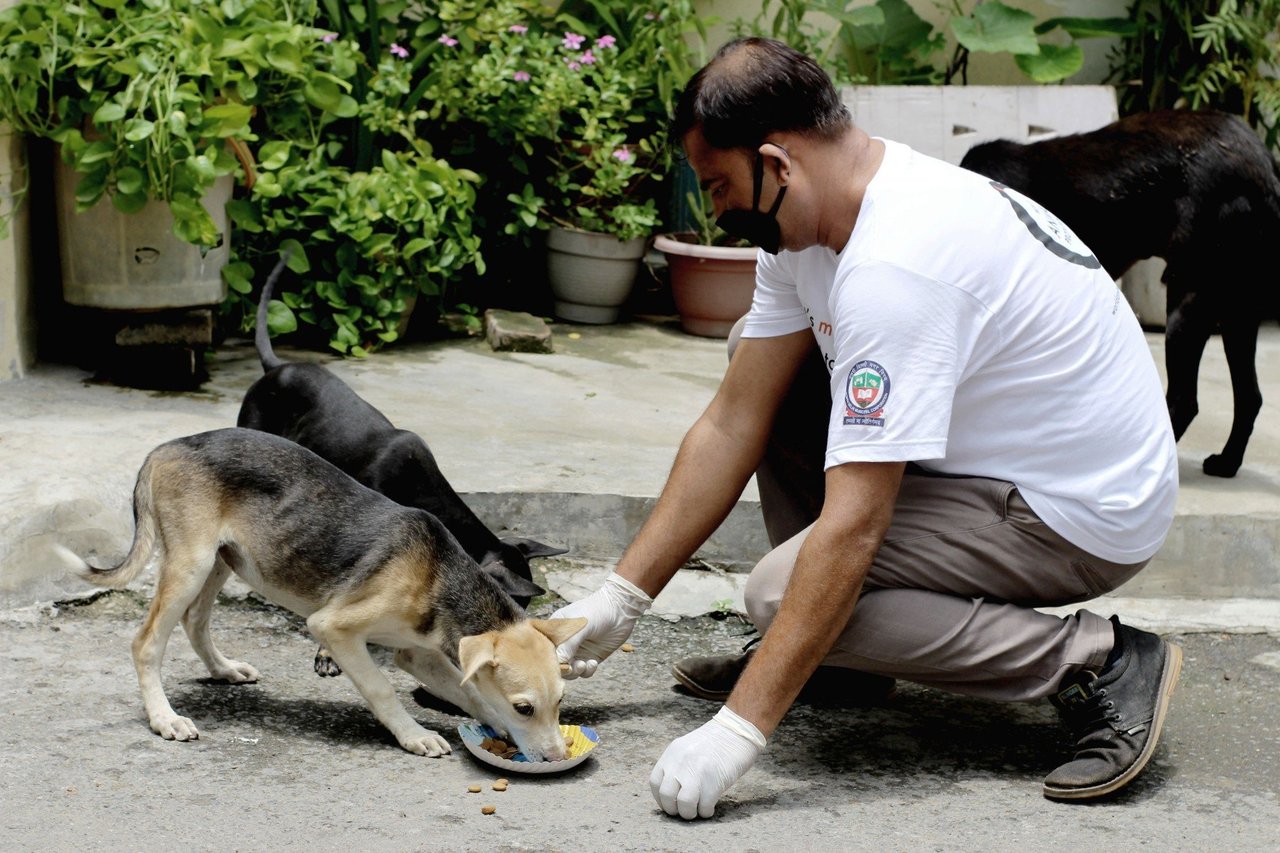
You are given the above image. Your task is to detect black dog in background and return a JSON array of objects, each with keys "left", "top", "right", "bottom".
[
  {"left": 961, "top": 110, "right": 1280, "bottom": 477},
  {"left": 238, "top": 255, "right": 565, "bottom": 674}
]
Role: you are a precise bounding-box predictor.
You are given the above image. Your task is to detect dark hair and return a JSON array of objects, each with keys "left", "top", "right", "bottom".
[{"left": 670, "top": 37, "right": 851, "bottom": 152}]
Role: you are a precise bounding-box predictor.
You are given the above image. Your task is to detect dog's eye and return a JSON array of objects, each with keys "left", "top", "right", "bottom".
[{"left": 514, "top": 702, "right": 534, "bottom": 717}]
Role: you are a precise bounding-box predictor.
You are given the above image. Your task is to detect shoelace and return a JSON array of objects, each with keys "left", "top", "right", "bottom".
[{"left": 1063, "top": 685, "right": 1125, "bottom": 735}]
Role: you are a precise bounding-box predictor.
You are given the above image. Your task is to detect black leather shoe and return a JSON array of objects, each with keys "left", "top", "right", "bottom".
[
  {"left": 671, "top": 639, "right": 895, "bottom": 706},
  {"left": 1044, "top": 617, "right": 1183, "bottom": 800}
]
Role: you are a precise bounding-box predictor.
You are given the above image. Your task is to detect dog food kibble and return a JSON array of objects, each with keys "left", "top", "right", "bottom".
[
  {"left": 620, "top": 643, "right": 635, "bottom": 653},
  {"left": 467, "top": 785, "right": 481, "bottom": 793},
  {"left": 560, "top": 663, "right": 571, "bottom": 674},
  {"left": 492, "top": 781, "right": 507, "bottom": 792},
  {"left": 480, "top": 736, "right": 520, "bottom": 760},
  {"left": 481, "top": 805, "right": 496, "bottom": 815}
]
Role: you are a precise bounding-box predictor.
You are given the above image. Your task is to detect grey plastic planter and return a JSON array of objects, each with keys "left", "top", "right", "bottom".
[
  {"left": 54, "top": 155, "right": 230, "bottom": 310},
  {"left": 546, "top": 225, "right": 647, "bottom": 324}
]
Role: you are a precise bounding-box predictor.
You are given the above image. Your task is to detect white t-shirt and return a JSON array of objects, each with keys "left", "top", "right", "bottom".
[{"left": 742, "top": 139, "right": 1177, "bottom": 564}]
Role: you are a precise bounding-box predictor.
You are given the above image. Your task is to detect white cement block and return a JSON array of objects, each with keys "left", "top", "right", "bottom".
[{"left": 842, "top": 85, "right": 1119, "bottom": 165}]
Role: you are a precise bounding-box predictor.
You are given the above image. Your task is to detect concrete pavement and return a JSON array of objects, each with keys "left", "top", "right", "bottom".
[
  {"left": 2, "top": 317, "right": 1279, "bottom": 850},
  {"left": 2, "top": 317, "right": 1278, "bottom": 617}
]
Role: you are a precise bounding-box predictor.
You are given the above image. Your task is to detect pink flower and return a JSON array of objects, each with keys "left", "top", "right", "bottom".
[
  {"left": 595, "top": 35, "right": 616, "bottom": 49},
  {"left": 508, "top": 24, "right": 528, "bottom": 34},
  {"left": 579, "top": 50, "right": 597, "bottom": 65},
  {"left": 390, "top": 43, "right": 410, "bottom": 58},
  {"left": 438, "top": 35, "right": 458, "bottom": 47},
  {"left": 320, "top": 32, "right": 338, "bottom": 43},
  {"left": 567, "top": 60, "right": 581, "bottom": 71},
  {"left": 562, "top": 32, "right": 586, "bottom": 50},
  {"left": 612, "top": 147, "right": 632, "bottom": 163},
  {"left": 644, "top": 12, "right": 657, "bottom": 20},
  {"left": 513, "top": 70, "right": 531, "bottom": 82}
]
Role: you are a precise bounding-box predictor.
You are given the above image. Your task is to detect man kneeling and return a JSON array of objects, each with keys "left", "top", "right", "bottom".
[{"left": 553, "top": 37, "right": 1181, "bottom": 819}]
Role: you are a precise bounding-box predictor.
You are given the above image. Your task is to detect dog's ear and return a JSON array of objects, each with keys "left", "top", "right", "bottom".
[
  {"left": 458, "top": 633, "right": 497, "bottom": 685},
  {"left": 528, "top": 617, "right": 588, "bottom": 648},
  {"left": 501, "top": 537, "right": 570, "bottom": 559},
  {"left": 479, "top": 560, "right": 545, "bottom": 601}
]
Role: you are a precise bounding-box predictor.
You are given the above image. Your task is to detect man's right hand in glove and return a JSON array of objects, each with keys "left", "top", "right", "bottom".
[{"left": 550, "top": 572, "right": 652, "bottom": 679}]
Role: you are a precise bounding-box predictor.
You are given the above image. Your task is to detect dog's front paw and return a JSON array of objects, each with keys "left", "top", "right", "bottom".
[
  {"left": 398, "top": 727, "right": 452, "bottom": 757},
  {"left": 314, "top": 646, "right": 343, "bottom": 678},
  {"left": 1203, "top": 453, "right": 1242, "bottom": 478},
  {"left": 151, "top": 714, "right": 200, "bottom": 742},
  {"left": 213, "top": 660, "right": 260, "bottom": 684}
]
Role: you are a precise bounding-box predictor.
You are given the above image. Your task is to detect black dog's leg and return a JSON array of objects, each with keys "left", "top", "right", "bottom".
[
  {"left": 1203, "top": 315, "right": 1263, "bottom": 477},
  {"left": 1164, "top": 288, "right": 1214, "bottom": 441},
  {"left": 314, "top": 645, "right": 343, "bottom": 677}
]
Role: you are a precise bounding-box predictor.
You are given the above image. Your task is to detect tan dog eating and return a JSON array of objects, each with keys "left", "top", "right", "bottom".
[{"left": 57, "top": 428, "right": 585, "bottom": 760}]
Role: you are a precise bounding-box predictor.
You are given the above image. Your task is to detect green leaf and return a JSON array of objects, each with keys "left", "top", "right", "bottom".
[
  {"left": 1035, "top": 17, "right": 1137, "bottom": 40},
  {"left": 225, "top": 199, "right": 262, "bottom": 232},
  {"left": 281, "top": 238, "right": 310, "bottom": 273},
  {"left": 258, "top": 141, "right": 292, "bottom": 170},
  {"left": 74, "top": 171, "right": 107, "bottom": 208},
  {"left": 110, "top": 192, "right": 147, "bottom": 215},
  {"left": 402, "top": 237, "right": 431, "bottom": 259},
  {"left": 332, "top": 95, "right": 359, "bottom": 118},
  {"left": 952, "top": 2, "right": 1040, "bottom": 56},
  {"left": 114, "top": 166, "right": 145, "bottom": 195},
  {"left": 123, "top": 118, "right": 155, "bottom": 141},
  {"left": 830, "top": 6, "right": 885, "bottom": 29},
  {"left": 222, "top": 261, "right": 254, "bottom": 294},
  {"left": 266, "top": 42, "right": 302, "bottom": 74},
  {"left": 1014, "top": 43, "right": 1084, "bottom": 83},
  {"left": 266, "top": 300, "right": 298, "bottom": 335},
  {"left": 304, "top": 78, "right": 344, "bottom": 111},
  {"left": 92, "top": 102, "right": 126, "bottom": 124},
  {"left": 202, "top": 102, "right": 253, "bottom": 135}
]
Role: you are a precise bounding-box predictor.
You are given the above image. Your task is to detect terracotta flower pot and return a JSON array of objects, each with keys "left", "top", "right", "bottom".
[
  {"left": 654, "top": 233, "right": 758, "bottom": 338},
  {"left": 546, "top": 225, "right": 648, "bottom": 324}
]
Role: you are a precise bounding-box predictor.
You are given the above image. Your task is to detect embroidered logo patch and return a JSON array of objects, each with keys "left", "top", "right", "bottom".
[{"left": 843, "top": 360, "right": 890, "bottom": 427}]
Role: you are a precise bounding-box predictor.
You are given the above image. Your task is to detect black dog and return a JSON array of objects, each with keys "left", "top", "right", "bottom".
[
  {"left": 238, "top": 255, "right": 565, "bottom": 673},
  {"left": 960, "top": 110, "right": 1280, "bottom": 477}
]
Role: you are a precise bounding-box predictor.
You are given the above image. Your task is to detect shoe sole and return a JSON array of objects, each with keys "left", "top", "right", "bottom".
[
  {"left": 670, "top": 664, "right": 730, "bottom": 701},
  {"left": 1043, "top": 640, "right": 1183, "bottom": 801}
]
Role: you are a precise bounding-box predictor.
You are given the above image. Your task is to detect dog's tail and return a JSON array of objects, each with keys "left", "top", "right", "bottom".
[
  {"left": 55, "top": 456, "right": 161, "bottom": 589},
  {"left": 254, "top": 249, "right": 292, "bottom": 373}
]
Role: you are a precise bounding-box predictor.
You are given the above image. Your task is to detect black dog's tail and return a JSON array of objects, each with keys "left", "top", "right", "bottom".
[{"left": 254, "top": 250, "right": 292, "bottom": 372}]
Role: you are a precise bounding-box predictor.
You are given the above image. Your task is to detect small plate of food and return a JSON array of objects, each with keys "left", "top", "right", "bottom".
[{"left": 457, "top": 723, "right": 599, "bottom": 774}]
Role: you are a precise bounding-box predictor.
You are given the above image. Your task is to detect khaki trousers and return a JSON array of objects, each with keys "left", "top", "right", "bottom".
[{"left": 730, "top": 318, "right": 1148, "bottom": 701}]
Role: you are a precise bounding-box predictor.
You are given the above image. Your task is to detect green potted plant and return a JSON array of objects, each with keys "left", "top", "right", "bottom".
[
  {"left": 423, "top": 1, "right": 702, "bottom": 323},
  {"left": 736, "top": 1, "right": 1133, "bottom": 165},
  {"left": 0, "top": 0, "right": 357, "bottom": 311},
  {"left": 223, "top": 36, "right": 485, "bottom": 356},
  {"left": 654, "top": 185, "right": 758, "bottom": 338}
]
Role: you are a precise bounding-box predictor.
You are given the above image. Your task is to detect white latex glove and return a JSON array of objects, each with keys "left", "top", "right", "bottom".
[
  {"left": 551, "top": 572, "right": 651, "bottom": 679},
  {"left": 650, "top": 706, "right": 766, "bottom": 820}
]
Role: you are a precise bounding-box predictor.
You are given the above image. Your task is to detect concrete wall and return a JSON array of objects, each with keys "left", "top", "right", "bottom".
[
  {"left": 0, "top": 122, "right": 34, "bottom": 380},
  {"left": 0, "top": 0, "right": 35, "bottom": 381}
]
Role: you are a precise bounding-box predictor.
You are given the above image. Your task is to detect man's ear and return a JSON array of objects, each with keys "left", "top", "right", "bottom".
[
  {"left": 758, "top": 141, "right": 791, "bottom": 184},
  {"left": 458, "top": 633, "right": 497, "bottom": 685}
]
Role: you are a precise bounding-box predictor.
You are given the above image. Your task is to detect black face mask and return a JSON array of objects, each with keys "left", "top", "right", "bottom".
[{"left": 716, "top": 151, "right": 787, "bottom": 254}]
